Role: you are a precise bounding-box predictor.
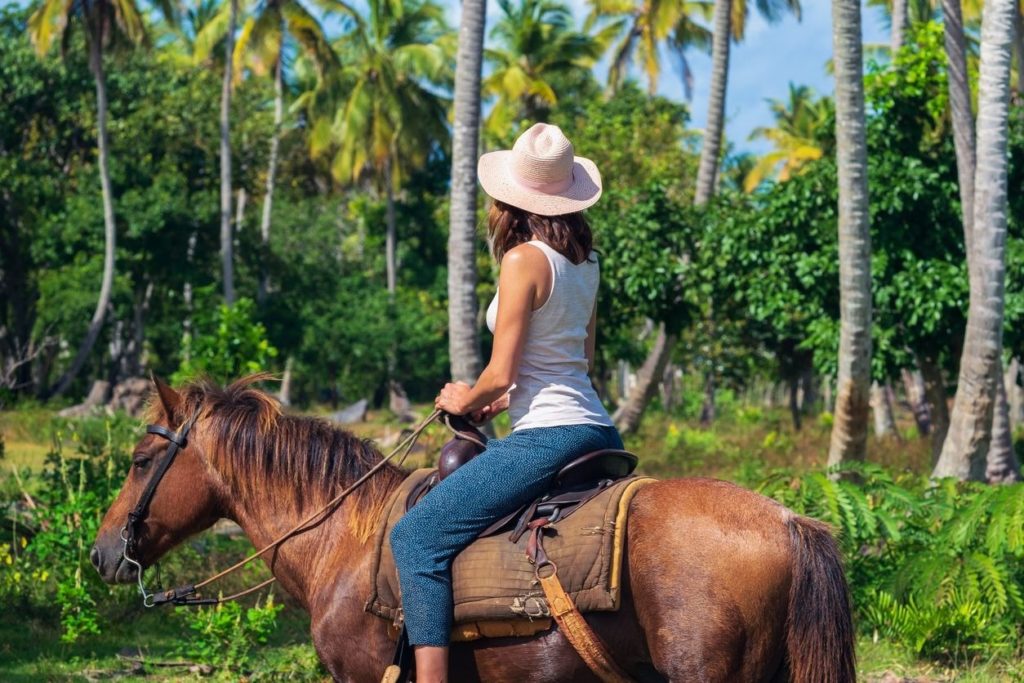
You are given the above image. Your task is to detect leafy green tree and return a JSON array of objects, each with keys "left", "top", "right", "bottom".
[{"left": 27, "top": 0, "right": 161, "bottom": 398}]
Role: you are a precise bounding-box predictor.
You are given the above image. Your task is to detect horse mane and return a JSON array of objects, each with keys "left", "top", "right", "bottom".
[{"left": 148, "top": 374, "right": 406, "bottom": 543}]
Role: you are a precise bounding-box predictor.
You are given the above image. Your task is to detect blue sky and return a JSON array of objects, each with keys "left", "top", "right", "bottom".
[{"left": 451, "top": 0, "right": 891, "bottom": 155}]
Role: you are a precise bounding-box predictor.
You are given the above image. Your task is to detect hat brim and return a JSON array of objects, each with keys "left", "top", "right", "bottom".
[{"left": 477, "top": 151, "right": 602, "bottom": 217}]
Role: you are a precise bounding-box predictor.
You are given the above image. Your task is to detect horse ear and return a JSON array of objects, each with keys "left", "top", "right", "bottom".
[{"left": 151, "top": 374, "right": 182, "bottom": 423}]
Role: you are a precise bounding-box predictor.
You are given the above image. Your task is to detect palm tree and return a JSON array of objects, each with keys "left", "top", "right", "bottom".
[
  {"left": 826, "top": 0, "right": 872, "bottom": 470},
  {"left": 483, "top": 0, "right": 604, "bottom": 141},
  {"left": 934, "top": 0, "right": 1017, "bottom": 480},
  {"left": 744, "top": 84, "right": 830, "bottom": 191},
  {"left": 220, "top": 0, "right": 239, "bottom": 304},
  {"left": 324, "top": 0, "right": 451, "bottom": 294},
  {"left": 447, "top": 0, "right": 488, "bottom": 385},
  {"left": 585, "top": 0, "right": 713, "bottom": 97},
  {"left": 28, "top": 0, "right": 157, "bottom": 397},
  {"left": 231, "top": 0, "right": 339, "bottom": 303},
  {"left": 613, "top": 0, "right": 801, "bottom": 435}
]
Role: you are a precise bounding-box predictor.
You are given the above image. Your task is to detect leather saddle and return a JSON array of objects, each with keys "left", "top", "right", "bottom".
[{"left": 407, "top": 414, "right": 639, "bottom": 541}]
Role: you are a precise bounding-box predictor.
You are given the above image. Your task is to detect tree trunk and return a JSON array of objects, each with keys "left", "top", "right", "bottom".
[
  {"left": 901, "top": 367, "right": 931, "bottom": 436},
  {"left": 220, "top": 0, "right": 238, "bottom": 305},
  {"left": 871, "top": 381, "right": 897, "bottom": 437},
  {"left": 1007, "top": 357, "right": 1023, "bottom": 431},
  {"left": 827, "top": 0, "right": 873, "bottom": 469},
  {"left": 890, "top": 0, "right": 908, "bottom": 54},
  {"left": 1015, "top": 3, "right": 1024, "bottom": 95},
  {"left": 613, "top": 0, "right": 730, "bottom": 428},
  {"left": 789, "top": 375, "right": 802, "bottom": 430},
  {"left": 279, "top": 355, "right": 294, "bottom": 407},
  {"left": 259, "top": 49, "right": 284, "bottom": 306},
  {"left": 384, "top": 160, "right": 397, "bottom": 295},
  {"left": 47, "top": 35, "right": 117, "bottom": 399},
  {"left": 183, "top": 231, "right": 197, "bottom": 363},
  {"left": 986, "top": 371, "right": 1020, "bottom": 482},
  {"left": 612, "top": 326, "right": 676, "bottom": 434},
  {"left": 918, "top": 354, "right": 950, "bottom": 462},
  {"left": 800, "top": 362, "right": 818, "bottom": 415},
  {"left": 694, "top": 0, "right": 731, "bottom": 206},
  {"left": 447, "top": 0, "right": 487, "bottom": 384},
  {"left": 934, "top": 0, "right": 1015, "bottom": 480},
  {"left": 943, "top": 0, "right": 977, "bottom": 242},
  {"left": 699, "top": 371, "right": 716, "bottom": 426}
]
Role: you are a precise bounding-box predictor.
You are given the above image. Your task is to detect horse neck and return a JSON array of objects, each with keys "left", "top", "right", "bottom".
[{"left": 219, "top": 462, "right": 405, "bottom": 609}]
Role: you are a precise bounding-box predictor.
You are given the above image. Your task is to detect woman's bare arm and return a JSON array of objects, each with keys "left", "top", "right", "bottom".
[{"left": 435, "top": 244, "right": 550, "bottom": 415}]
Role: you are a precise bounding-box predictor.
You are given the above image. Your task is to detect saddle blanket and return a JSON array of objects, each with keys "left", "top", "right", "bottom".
[{"left": 364, "top": 469, "right": 654, "bottom": 637}]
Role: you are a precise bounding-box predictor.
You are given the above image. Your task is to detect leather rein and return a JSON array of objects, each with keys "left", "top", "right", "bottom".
[{"left": 124, "top": 406, "right": 443, "bottom": 608}]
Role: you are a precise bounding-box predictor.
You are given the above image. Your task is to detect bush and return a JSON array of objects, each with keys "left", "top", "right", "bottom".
[
  {"left": 176, "top": 594, "right": 283, "bottom": 672},
  {"left": 174, "top": 297, "right": 278, "bottom": 384},
  {"left": 758, "top": 464, "right": 1024, "bottom": 660}
]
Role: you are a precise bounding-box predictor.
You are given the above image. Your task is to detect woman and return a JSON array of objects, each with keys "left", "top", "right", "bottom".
[{"left": 389, "top": 123, "right": 622, "bottom": 682}]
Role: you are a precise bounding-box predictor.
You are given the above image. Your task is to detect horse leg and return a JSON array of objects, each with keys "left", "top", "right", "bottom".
[{"left": 625, "top": 480, "right": 792, "bottom": 683}]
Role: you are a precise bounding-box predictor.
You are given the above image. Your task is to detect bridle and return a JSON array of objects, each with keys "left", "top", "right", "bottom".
[
  {"left": 119, "top": 404, "right": 442, "bottom": 608},
  {"left": 120, "top": 409, "right": 202, "bottom": 607}
]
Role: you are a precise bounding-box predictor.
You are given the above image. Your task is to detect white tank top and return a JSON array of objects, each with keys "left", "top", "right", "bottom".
[{"left": 485, "top": 240, "right": 614, "bottom": 431}]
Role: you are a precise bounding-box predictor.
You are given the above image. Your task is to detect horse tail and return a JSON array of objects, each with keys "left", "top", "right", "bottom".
[{"left": 785, "top": 515, "right": 856, "bottom": 683}]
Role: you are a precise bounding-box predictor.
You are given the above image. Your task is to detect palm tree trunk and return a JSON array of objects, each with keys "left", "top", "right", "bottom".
[
  {"left": 871, "top": 381, "right": 897, "bottom": 437},
  {"left": 447, "top": 0, "right": 487, "bottom": 384},
  {"left": 1015, "top": 3, "right": 1024, "bottom": 95},
  {"left": 47, "top": 34, "right": 117, "bottom": 398},
  {"left": 918, "top": 353, "right": 949, "bottom": 462},
  {"left": 694, "top": 0, "right": 731, "bottom": 206},
  {"left": 943, "top": 0, "right": 977, "bottom": 242},
  {"left": 891, "top": 0, "right": 908, "bottom": 53},
  {"left": 220, "top": 0, "right": 238, "bottom": 305},
  {"left": 827, "top": 0, "right": 873, "bottom": 470},
  {"left": 986, "top": 372, "right": 1020, "bottom": 482},
  {"left": 384, "top": 159, "right": 397, "bottom": 295},
  {"left": 901, "top": 367, "right": 931, "bottom": 436},
  {"left": 1007, "top": 357, "right": 1023, "bottom": 430},
  {"left": 258, "top": 51, "right": 284, "bottom": 306},
  {"left": 613, "top": 0, "right": 731, "bottom": 429},
  {"left": 934, "top": 0, "right": 1015, "bottom": 480}
]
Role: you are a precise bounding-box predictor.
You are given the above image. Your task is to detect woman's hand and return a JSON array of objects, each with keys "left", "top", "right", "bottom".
[
  {"left": 435, "top": 381, "right": 473, "bottom": 415},
  {"left": 470, "top": 393, "right": 510, "bottom": 424}
]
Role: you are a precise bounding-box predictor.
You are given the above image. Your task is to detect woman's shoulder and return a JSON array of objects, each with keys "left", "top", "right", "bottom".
[{"left": 502, "top": 242, "right": 551, "bottom": 268}]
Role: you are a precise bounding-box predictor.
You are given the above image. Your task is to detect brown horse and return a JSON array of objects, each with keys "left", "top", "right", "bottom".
[{"left": 91, "top": 376, "right": 856, "bottom": 682}]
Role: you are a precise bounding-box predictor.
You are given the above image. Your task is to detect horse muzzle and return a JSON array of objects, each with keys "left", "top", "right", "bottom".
[{"left": 90, "top": 541, "right": 138, "bottom": 585}]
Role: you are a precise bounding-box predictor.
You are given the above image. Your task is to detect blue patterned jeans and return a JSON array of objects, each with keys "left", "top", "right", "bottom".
[{"left": 389, "top": 423, "right": 624, "bottom": 646}]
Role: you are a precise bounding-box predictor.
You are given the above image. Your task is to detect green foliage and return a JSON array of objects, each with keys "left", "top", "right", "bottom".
[
  {"left": 759, "top": 465, "right": 1024, "bottom": 660},
  {"left": 0, "top": 414, "right": 138, "bottom": 641},
  {"left": 176, "top": 594, "right": 283, "bottom": 671},
  {"left": 174, "top": 297, "right": 279, "bottom": 384}
]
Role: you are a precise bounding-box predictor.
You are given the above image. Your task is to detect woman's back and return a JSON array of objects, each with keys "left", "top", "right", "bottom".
[{"left": 486, "top": 240, "right": 612, "bottom": 430}]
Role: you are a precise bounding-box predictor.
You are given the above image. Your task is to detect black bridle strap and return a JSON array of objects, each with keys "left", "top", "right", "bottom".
[{"left": 126, "top": 413, "right": 200, "bottom": 531}]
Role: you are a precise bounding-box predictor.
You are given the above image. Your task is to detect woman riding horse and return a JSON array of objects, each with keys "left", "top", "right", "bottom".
[{"left": 392, "top": 123, "right": 621, "bottom": 682}]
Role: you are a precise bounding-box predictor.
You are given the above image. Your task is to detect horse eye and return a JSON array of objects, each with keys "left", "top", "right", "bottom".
[{"left": 133, "top": 455, "right": 152, "bottom": 470}]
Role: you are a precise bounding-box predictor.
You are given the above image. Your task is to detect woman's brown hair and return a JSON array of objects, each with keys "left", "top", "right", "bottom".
[{"left": 486, "top": 200, "right": 594, "bottom": 265}]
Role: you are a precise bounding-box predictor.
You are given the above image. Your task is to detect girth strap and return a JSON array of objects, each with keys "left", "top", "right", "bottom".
[{"left": 527, "top": 521, "right": 636, "bottom": 683}]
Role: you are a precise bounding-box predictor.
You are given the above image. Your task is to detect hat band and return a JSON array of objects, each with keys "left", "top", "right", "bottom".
[{"left": 511, "top": 168, "right": 574, "bottom": 194}]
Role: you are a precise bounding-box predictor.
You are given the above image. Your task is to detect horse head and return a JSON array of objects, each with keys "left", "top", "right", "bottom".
[{"left": 91, "top": 377, "right": 225, "bottom": 585}]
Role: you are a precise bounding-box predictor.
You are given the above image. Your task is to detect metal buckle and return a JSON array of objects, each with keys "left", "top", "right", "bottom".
[{"left": 121, "top": 525, "right": 156, "bottom": 608}]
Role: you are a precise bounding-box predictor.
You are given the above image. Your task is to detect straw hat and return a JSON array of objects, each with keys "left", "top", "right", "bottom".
[{"left": 477, "top": 123, "right": 602, "bottom": 216}]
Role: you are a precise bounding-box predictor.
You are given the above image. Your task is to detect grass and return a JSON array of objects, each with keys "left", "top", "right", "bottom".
[
  {"left": 1, "top": 398, "right": 1021, "bottom": 681},
  {"left": 0, "top": 599, "right": 323, "bottom": 682}
]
